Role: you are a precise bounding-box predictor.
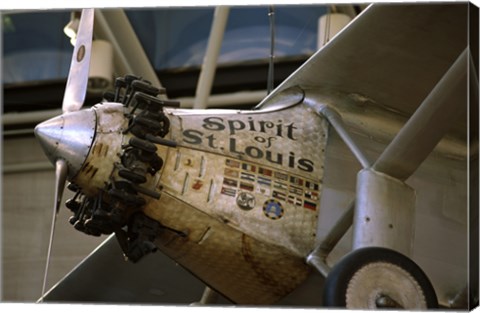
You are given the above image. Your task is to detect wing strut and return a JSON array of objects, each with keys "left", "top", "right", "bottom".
[
  {"left": 373, "top": 48, "right": 469, "bottom": 181},
  {"left": 305, "top": 47, "right": 469, "bottom": 276}
]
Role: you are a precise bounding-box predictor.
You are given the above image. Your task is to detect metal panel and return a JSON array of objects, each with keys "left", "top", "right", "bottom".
[
  {"left": 353, "top": 169, "right": 416, "bottom": 257},
  {"left": 162, "top": 104, "right": 328, "bottom": 257},
  {"left": 138, "top": 103, "right": 329, "bottom": 303},
  {"left": 144, "top": 193, "right": 311, "bottom": 304}
]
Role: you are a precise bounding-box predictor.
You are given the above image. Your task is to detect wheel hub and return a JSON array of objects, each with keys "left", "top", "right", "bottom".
[{"left": 345, "top": 261, "right": 428, "bottom": 309}]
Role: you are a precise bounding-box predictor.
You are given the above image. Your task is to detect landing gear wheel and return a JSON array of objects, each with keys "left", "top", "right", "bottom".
[{"left": 322, "top": 247, "right": 438, "bottom": 309}]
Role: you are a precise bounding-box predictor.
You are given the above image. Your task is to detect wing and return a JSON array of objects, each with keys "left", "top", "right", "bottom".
[
  {"left": 260, "top": 3, "right": 467, "bottom": 136},
  {"left": 259, "top": 2, "right": 469, "bottom": 181}
]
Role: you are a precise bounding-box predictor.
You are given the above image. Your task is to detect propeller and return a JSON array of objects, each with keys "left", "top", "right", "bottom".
[
  {"left": 40, "top": 159, "right": 68, "bottom": 298},
  {"left": 63, "top": 9, "right": 94, "bottom": 113},
  {"left": 36, "top": 8, "right": 95, "bottom": 299}
]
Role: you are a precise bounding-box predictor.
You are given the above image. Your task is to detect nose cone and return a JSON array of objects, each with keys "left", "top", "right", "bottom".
[{"left": 35, "top": 109, "right": 97, "bottom": 179}]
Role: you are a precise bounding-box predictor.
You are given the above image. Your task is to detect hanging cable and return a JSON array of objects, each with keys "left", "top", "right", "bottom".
[
  {"left": 323, "top": 6, "right": 332, "bottom": 46},
  {"left": 267, "top": 6, "right": 276, "bottom": 94}
]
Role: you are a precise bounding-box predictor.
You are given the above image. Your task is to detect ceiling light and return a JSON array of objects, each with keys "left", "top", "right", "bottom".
[{"left": 63, "top": 11, "right": 81, "bottom": 46}]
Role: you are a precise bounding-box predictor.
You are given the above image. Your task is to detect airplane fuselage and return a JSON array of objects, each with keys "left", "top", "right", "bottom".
[{"left": 35, "top": 81, "right": 469, "bottom": 306}]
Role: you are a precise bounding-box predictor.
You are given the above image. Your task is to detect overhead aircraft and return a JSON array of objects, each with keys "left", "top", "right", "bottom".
[{"left": 31, "top": 2, "right": 478, "bottom": 310}]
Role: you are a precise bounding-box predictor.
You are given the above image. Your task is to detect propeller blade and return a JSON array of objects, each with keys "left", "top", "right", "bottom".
[
  {"left": 62, "top": 9, "right": 94, "bottom": 113},
  {"left": 40, "top": 159, "right": 68, "bottom": 299}
]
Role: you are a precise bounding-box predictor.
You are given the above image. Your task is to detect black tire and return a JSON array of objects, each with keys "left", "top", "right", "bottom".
[{"left": 322, "top": 247, "right": 438, "bottom": 309}]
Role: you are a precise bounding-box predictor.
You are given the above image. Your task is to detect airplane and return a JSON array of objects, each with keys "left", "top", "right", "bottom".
[{"left": 28, "top": 2, "right": 478, "bottom": 310}]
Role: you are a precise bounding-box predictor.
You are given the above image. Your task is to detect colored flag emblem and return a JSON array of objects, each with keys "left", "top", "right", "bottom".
[
  {"left": 305, "top": 190, "right": 319, "bottom": 201},
  {"left": 240, "top": 182, "right": 254, "bottom": 192},
  {"left": 273, "top": 190, "right": 286, "bottom": 201},
  {"left": 256, "top": 185, "right": 271, "bottom": 196},
  {"left": 306, "top": 181, "right": 320, "bottom": 191},
  {"left": 223, "top": 178, "right": 238, "bottom": 188},
  {"left": 240, "top": 172, "right": 256, "bottom": 182},
  {"left": 257, "top": 176, "right": 272, "bottom": 186},
  {"left": 288, "top": 195, "right": 302, "bottom": 207},
  {"left": 226, "top": 159, "right": 240, "bottom": 168},
  {"left": 224, "top": 168, "right": 239, "bottom": 178},
  {"left": 289, "top": 186, "right": 303, "bottom": 196},
  {"left": 274, "top": 172, "right": 288, "bottom": 181},
  {"left": 221, "top": 187, "right": 236, "bottom": 197},
  {"left": 259, "top": 167, "right": 273, "bottom": 177},
  {"left": 303, "top": 200, "right": 317, "bottom": 211},
  {"left": 273, "top": 181, "right": 288, "bottom": 190},
  {"left": 242, "top": 163, "right": 256, "bottom": 172},
  {"left": 290, "top": 176, "right": 304, "bottom": 186}
]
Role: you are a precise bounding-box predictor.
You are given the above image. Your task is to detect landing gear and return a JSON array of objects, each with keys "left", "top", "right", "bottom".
[{"left": 322, "top": 247, "right": 438, "bottom": 309}]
